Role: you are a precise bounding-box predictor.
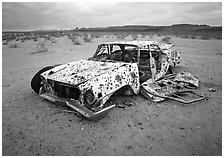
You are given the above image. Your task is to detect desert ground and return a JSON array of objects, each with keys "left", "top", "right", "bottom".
[{"left": 2, "top": 34, "right": 222, "bottom": 155}]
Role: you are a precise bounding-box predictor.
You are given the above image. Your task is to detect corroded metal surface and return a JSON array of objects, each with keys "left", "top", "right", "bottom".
[
  {"left": 41, "top": 59, "right": 140, "bottom": 113},
  {"left": 78, "top": 62, "right": 140, "bottom": 108},
  {"left": 174, "top": 71, "right": 199, "bottom": 88},
  {"left": 141, "top": 72, "right": 203, "bottom": 103},
  {"left": 41, "top": 59, "right": 125, "bottom": 85}
]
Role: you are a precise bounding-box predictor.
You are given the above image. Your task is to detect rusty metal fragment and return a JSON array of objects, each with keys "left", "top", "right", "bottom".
[
  {"left": 174, "top": 71, "right": 199, "bottom": 88},
  {"left": 140, "top": 72, "right": 206, "bottom": 103}
]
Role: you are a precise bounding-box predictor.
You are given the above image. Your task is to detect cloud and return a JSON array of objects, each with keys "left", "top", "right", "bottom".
[{"left": 2, "top": 2, "right": 222, "bottom": 31}]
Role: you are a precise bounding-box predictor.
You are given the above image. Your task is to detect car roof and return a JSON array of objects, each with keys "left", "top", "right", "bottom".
[
  {"left": 104, "top": 41, "right": 159, "bottom": 47},
  {"left": 100, "top": 41, "right": 174, "bottom": 50}
]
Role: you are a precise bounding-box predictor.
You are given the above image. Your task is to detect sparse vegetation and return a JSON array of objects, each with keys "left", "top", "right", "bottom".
[
  {"left": 50, "top": 37, "right": 57, "bottom": 44},
  {"left": 83, "top": 34, "right": 93, "bottom": 42},
  {"left": 161, "top": 36, "right": 172, "bottom": 44},
  {"left": 92, "top": 33, "right": 101, "bottom": 38},
  {"left": 132, "top": 34, "right": 138, "bottom": 40},
  {"left": 9, "top": 42, "right": 19, "bottom": 48},
  {"left": 67, "top": 33, "right": 82, "bottom": 45},
  {"left": 72, "top": 39, "right": 81, "bottom": 45},
  {"left": 141, "top": 34, "right": 146, "bottom": 38},
  {"left": 116, "top": 33, "right": 127, "bottom": 40},
  {"left": 35, "top": 41, "right": 48, "bottom": 53},
  {"left": 201, "top": 36, "right": 210, "bottom": 40},
  {"left": 3, "top": 41, "right": 8, "bottom": 45}
]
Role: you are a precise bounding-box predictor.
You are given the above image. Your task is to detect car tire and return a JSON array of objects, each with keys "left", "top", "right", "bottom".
[{"left": 31, "top": 66, "right": 54, "bottom": 94}]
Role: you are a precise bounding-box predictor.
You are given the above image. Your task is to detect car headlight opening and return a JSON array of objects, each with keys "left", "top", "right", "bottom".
[{"left": 84, "top": 90, "right": 96, "bottom": 106}]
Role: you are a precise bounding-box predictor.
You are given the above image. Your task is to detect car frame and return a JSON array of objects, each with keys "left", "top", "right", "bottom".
[{"left": 31, "top": 40, "right": 181, "bottom": 120}]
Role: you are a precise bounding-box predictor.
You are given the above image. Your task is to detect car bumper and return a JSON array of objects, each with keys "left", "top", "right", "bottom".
[{"left": 40, "top": 92, "right": 116, "bottom": 121}]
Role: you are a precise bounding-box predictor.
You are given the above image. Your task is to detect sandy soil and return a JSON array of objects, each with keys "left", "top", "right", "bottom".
[{"left": 2, "top": 35, "right": 222, "bottom": 156}]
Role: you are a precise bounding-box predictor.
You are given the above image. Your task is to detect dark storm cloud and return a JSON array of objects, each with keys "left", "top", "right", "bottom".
[{"left": 2, "top": 2, "right": 222, "bottom": 31}]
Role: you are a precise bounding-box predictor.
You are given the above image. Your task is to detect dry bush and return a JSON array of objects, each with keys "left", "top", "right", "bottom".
[
  {"left": 141, "top": 34, "right": 146, "bottom": 38},
  {"left": 67, "top": 33, "right": 81, "bottom": 45},
  {"left": 132, "top": 34, "right": 138, "bottom": 40},
  {"left": 181, "top": 35, "right": 188, "bottom": 39},
  {"left": 83, "top": 34, "right": 93, "bottom": 42},
  {"left": 35, "top": 41, "right": 48, "bottom": 53},
  {"left": 161, "top": 36, "right": 172, "bottom": 44},
  {"left": 92, "top": 33, "right": 101, "bottom": 38},
  {"left": 116, "top": 34, "right": 127, "bottom": 40},
  {"left": 190, "top": 35, "right": 195, "bottom": 39},
  {"left": 50, "top": 37, "right": 57, "bottom": 43},
  {"left": 3, "top": 41, "right": 8, "bottom": 45},
  {"left": 67, "top": 34, "right": 78, "bottom": 41},
  {"left": 9, "top": 42, "right": 19, "bottom": 48},
  {"left": 201, "top": 36, "right": 210, "bottom": 40},
  {"left": 72, "top": 39, "right": 81, "bottom": 45}
]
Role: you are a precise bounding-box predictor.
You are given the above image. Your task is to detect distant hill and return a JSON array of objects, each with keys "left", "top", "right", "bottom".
[{"left": 76, "top": 24, "right": 221, "bottom": 39}]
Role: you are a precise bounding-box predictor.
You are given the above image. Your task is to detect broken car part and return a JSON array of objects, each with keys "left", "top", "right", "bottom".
[{"left": 140, "top": 72, "right": 206, "bottom": 103}]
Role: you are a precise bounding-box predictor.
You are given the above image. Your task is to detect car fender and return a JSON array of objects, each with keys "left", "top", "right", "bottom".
[{"left": 78, "top": 63, "right": 140, "bottom": 107}]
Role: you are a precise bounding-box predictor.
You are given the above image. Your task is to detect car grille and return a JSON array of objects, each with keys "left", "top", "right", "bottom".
[{"left": 47, "top": 79, "right": 80, "bottom": 100}]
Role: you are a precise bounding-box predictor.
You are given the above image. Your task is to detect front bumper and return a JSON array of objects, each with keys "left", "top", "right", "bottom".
[{"left": 40, "top": 92, "right": 115, "bottom": 121}]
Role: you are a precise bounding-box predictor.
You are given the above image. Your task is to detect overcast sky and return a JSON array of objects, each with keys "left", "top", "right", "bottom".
[{"left": 2, "top": 2, "right": 222, "bottom": 31}]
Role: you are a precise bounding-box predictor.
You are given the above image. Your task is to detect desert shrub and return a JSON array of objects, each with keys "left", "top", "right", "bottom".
[
  {"left": 132, "top": 34, "right": 138, "bottom": 40},
  {"left": 9, "top": 42, "right": 19, "bottom": 48},
  {"left": 83, "top": 34, "right": 92, "bottom": 42},
  {"left": 141, "top": 34, "right": 146, "bottom": 38},
  {"left": 72, "top": 39, "right": 81, "bottom": 45},
  {"left": 36, "top": 41, "right": 48, "bottom": 53},
  {"left": 3, "top": 41, "right": 8, "bottom": 45},
  {"left": 161, "top": 36, "right": 171, "bottom": 44},
  {"left": 181, "top": 35, "right": 188, "bottom": 39},
  {"left": 116, "top": 34, "right": 127, "bottom": 40},
  {"left": 201, "top": 36, "right": 209, "bottom": 40},
  {"left": 73, "top": 32, "right": 82, "bottom": 37},
  {"left": 50, "top": 37, "right": 57, "bottom": 43},
  {"left": 190, "top": 35, "right": 195, "bottom": 39},
  {"left": 92, "top": 33, "right": 101, "bottom": 38},
  {"left": 67, "top": 33, "right": 81, "bottom": 45},
  {"left": 67, "top": 34, "right": 79, "bottom": 41}
]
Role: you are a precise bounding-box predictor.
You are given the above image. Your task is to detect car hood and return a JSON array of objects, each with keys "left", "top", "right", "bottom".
[{"left": 41, "top": 59, "right": 125, "bottom": 85}]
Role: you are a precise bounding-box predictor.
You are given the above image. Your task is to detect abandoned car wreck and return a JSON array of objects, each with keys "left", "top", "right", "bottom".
[{"left": 31, "top": 41, "right": 204, "bottom": 120}]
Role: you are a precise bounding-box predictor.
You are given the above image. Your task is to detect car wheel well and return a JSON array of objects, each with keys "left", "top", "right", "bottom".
[
  {"left": 114, "top": 85, "right": 135, "bottom": 96},
  {"left": 31, "top": 66, "right": 55, "bottom": 94}
]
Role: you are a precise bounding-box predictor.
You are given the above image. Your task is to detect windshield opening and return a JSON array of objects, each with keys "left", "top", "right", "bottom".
[{"left": 92, "top": 44, "right": 138, "bottom": 63}]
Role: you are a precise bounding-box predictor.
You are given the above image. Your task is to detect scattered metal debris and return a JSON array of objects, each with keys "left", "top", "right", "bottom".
[
  {"left": 125, "top": 145, "right": 132, "bottom": 149},
  {"left": 140, "top": 72, "right": 206, "bottom": 104},
  {"left": 61, "top": 110, "right": 80, "bottom": 115},
  {"left": 123, "top": 100, "right": 135, "bottom": 107},
  {"left": 117, "top": 104, "right": 125, "bottom": 108},
  {"left": 208, "top": 88, "right": 217, "bottom": 92}
]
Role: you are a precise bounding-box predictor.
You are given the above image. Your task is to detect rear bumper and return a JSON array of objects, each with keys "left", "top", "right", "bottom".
[{"left": 40, "top": 92, "right": 115, "bottom": 121}]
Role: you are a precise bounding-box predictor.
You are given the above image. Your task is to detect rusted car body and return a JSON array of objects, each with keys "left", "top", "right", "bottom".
[{"left": 31, "top": 41, "right": 181, "bottom": 120}]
